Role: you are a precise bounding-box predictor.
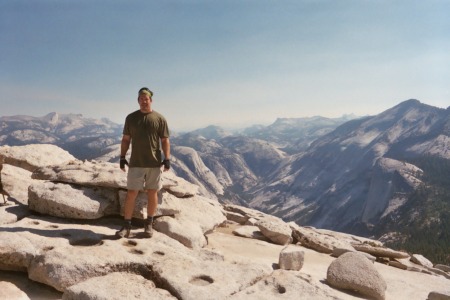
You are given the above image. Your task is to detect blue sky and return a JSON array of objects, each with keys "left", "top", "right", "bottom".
[{"left": 1, "top": 0, "right": 449, "bottom": 131}]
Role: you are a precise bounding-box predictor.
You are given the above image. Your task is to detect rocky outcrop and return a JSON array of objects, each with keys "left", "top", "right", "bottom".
[
  {"left": 0, "top": 144, "right": 76, "bottom": 172},
  {"left": 0, "top": 144, "right": 449, "bottom": 299},
  {"left": 229, "top": 270, "right": 341, "bottom": 300},
  {"left": 411, "top": 254, "right": 434, "bottom": 268},
  {"left": 436, "top": 264, "right": 450, "bottom": 273},
  {"left": 290, "top": 222, "right": 378, "bottom": 254},
  {"left": 256, "top": 216, "right": 292, "bottom": 245},
  {"left": 353, "top": 243, "right": 410, "bottom": 259},
  {"left": 29, "top": 181, "right": 118, "bottom": 219},
  {"left": 62, "top": 272, "right": 177, "bottom": 300}
]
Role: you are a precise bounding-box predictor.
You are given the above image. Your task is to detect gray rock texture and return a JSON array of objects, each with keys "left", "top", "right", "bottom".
[{"left": 327, "top": 252, "right": 387, "bottom": 300}]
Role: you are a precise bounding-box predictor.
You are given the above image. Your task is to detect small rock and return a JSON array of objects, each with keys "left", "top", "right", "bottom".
[
  {"left": 411, "top": 254, "right": 433, "bottom": 268},
  {"left": 278, "top": 245, "right": 304, "bottom": 271}
]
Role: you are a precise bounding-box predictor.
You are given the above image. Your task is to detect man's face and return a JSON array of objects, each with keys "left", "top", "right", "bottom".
[{"left": 138, "top": 93, "right": 152, "bottom": 112}]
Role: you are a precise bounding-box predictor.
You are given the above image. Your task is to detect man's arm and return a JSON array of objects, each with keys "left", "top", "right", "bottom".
[
  {"left": 120, "top": 135, "right": 131, "bottom": 171},
  {"left": 161, "top": 137, "right": 171, "bottom": 171},
  {"left": 121, "top": 135, "right": 131, "bottom": 157}
]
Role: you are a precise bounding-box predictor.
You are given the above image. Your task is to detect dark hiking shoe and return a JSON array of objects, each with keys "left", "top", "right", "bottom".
[
  {"left": 143, "top": 220, "right": 153, "bottom": 238},
  {"left": 115, "top": 224, "right": 131, "bottom": 238}
]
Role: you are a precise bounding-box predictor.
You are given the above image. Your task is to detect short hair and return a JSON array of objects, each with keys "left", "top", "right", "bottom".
[{"left": 138, "top": 87, "right": 153, "bottom": 97}]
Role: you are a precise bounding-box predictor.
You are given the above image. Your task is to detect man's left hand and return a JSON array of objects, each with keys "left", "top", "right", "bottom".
[
  {"left": 120, "top": 156, "right": 129, "bottom": 171},
  {"left": 161, "top": 159, "right": 170, "bottom": 171}
]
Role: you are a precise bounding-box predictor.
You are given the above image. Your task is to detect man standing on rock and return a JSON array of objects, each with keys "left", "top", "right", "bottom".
[{"left": 116, "top": 87, "right": 171, "bottom": 238}]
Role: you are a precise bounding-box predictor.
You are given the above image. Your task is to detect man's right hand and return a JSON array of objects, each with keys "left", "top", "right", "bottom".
[{"left": 120, "top": 156, "right": 129, "bottom": 171}]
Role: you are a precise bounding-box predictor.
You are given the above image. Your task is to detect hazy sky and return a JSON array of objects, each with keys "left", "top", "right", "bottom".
[{"left": 1, "top": 0, "right": 449, "bottom": 131}]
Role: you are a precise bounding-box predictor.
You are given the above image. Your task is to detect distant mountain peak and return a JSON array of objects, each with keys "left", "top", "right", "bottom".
[
  {"left": 191, "top": 125, "right": 231, "bottom": 139},
  {"left": 44, "top": 112, "right": 59, "bottom": 126},
  {"left": 392, "top": 99, "right": 441, "bottom": 111}
]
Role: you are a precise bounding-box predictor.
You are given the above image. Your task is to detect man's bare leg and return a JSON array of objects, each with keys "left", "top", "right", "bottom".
[
  {"left": 147, "top": 189, "right": 158, "bottom": 216},
  {"left": 116, "top": 190, "right": 139, "bottom": 238},
  {"left": 124, "top": 190, "right": 139, "bottom": 219},
  {"left": 144, "top": 189, "right": 158, "bottom": 237}
]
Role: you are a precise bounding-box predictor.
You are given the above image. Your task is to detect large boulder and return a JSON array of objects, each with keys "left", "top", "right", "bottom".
[
  {"left": 31, "top": 160, "right": 127, "bottom": 189},
  {"left": 327, "top": 252, "right": 387, "bottom": 300},
  {"left": 28, "top": 181, "right": 118, "bottom": 219},
  {"left": 0, "top": 232, "right": 37, "bottom": 272},
  {"left": 0, "top": 144, "right": 75, "bottom": 172},
  {"left": 153, "top": 216, "right": 207, "bottom": 249},
  {"left": 153, "top": 193, "right": 226, "bottom": 249},
  {"left": 0, "top": 164, "right": 32, "bottom": 225},
  {"left": 158, "top": 193, "right": 225, "bottom": 234},
  {"left": 32, "top": 160, "right": 200, "bottom": 197},
  {"left": 161, "top": 171, "right": 200, "bottom": 197}
]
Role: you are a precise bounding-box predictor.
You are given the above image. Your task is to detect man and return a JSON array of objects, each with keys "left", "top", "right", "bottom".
[{"left": 116, "top": 87, "right": 170, "bottom": 238}]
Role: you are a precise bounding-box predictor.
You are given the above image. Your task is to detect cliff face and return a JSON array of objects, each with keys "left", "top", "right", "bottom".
[
  {"left": 0, "top": 144, "right": 449, "bottom": 300},
  {"left": 250, "top": 100, "right": 450, "bottom": 238}
]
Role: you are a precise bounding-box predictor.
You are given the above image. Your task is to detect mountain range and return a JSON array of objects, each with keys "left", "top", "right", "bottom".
[
  {"left": 0, "top": 112, "right": 122, "bottom": 159},
  {"left": 1, "top": 99, "right": 449, "bottom": 264}
]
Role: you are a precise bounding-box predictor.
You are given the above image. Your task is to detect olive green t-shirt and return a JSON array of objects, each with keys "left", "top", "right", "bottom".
[{"left": 123, "top": 110, "right": 170, "bottom": 168}]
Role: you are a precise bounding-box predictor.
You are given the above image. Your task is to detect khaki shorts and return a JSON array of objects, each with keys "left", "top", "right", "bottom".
[{"left": 127, "top": 167, "right": 162, "bottom": 191}]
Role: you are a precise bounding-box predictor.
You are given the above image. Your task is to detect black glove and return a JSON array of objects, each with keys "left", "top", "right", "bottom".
[
  {"left": 161, "top": 159, "right": 170, "bottom": 170},
  {"left": 120, "top": 156, "right": 129, "bottom": 169}
]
